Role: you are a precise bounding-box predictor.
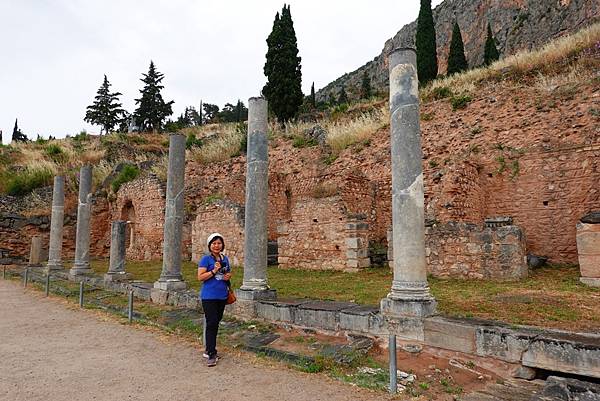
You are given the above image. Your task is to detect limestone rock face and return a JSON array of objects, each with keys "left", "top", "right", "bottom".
[{"left": 317, "top": 0, "right": 599, "bottom": 101}]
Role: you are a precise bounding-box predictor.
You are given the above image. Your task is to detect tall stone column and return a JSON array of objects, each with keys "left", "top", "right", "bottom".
[
  {"left": 46, "top": 176, "right": 65, "bottom": 271},
  {"left": 154, "top": 133, "right": 186, "bottom": 291},
  {"left": 380, "top": 48, "right": 436, "bottom": 318},
  {"left": 238, "top": 97, "right": 276, "bottom": 300},
  {"left": 104, "top": 221, "right": 131, "bottom": 282},
  {"left": 70, "top": 165, "right": 93, "bottom": 276},
  {"left": 29, "top": 236, "right": 43, "bottom": 266}
]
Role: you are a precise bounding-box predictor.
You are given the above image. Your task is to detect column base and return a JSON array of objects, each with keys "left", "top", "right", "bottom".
[
  {"left": 380, "top": 296, "right": 437, "bottom": 318},
  {"left": 235, "top": 288, "right": 277, "bottom": 301},
  {"left": 69, "top": 263, "right": 92, "bottom": 276},
  {"left": 104, "top": 272, "right": 132, "bottom": 282},
  {"left": 580, "top": 277, "right": 600, "bottom": 287},
  {"left": 45, "top": 261, "right": 63, "bottom": 271},
  {"left": 153, "top": 279, "right": 187, "bottom": 291}
]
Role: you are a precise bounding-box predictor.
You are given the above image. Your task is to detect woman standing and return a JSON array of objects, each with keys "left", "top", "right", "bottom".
[{"left": 197, "top": 232, "right": 232, "bottom": 367}]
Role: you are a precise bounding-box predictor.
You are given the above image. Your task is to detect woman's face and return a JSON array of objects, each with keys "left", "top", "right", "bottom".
[{"left": 210, "top": 238, "right": 223, "bottom": 254}]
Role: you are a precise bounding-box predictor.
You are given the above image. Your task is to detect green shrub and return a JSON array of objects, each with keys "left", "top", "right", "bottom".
[
  {"left": 186, "top": 133, "right": 203, "bottom": 149},
  {"left": 431, "top": 86, "right": 453, "bottom": 100},
  {"left": 4, "top": 167, "right": 54, "bottom": 196},
  {"left": 45, "top": 144, "right": 65, "bottom": 162},
  {"left": 73, "top": 130, "right": 89, "bottom": 142},
  {"left": 450, "top": 94, "right": 472, "bottom": 110},
  {"left": 111, "top": 165, "right": 139, "bottom": 193},
  {"left": 292, "top": 136, "right": 318, "bottom": 148}
]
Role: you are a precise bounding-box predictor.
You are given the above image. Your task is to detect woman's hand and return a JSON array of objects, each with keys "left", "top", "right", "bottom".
[
  {"left": 223, "top": 272, "right": 232, "bottom": 281},
  {"left": 214, "top": 261, "right": 222, "bottom": 271}
]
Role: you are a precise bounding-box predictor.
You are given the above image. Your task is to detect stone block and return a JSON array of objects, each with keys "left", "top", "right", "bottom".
[
  {"left": 255, "top": 300, "right": 307, "bottom": 323},
  {"left": 150, "top": 288, "right": 169, "bottom": 305},
  {"left": 358, "top": 257, "right": 370, "bottom": 268},
  {"left": 424, "top": 317, "right": 477, "bottom": 354},
  {"left": 339, "top": 306, "right": 379, "bottom": 333},
  {"left": 513, "top": 365, "right": 537, "bottom": 380},
  {"left": 294, "top": 301, "right": 358, "bottom": 331},
  {"left": 476, "top": 327, "right": 532, "bottom": 363},
  {"left": 346, "top": 259, "right": 358, "bottom": 268},
  {"left": 153, "top": 280, "right": 187, "bottom": 291},
  {"left": 345, "top": 238, "right": 360, "bottom": 249},
  {"left": 522, "top": 334, "right": 600, "bottom": 379}
]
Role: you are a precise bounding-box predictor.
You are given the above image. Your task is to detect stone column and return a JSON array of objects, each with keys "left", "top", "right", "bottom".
[
  {"left": 238, "top": 97, "right": 276, "bottom": 300},
  {"left": 104, "top": 221, "right": 131, "bottom": 282},
  {"left": 46, "top": 176, "right": 65, "bottom": 271},
  {"left": 154, "top": 133, "right": 186, "bottom": 291},
  {"left": 28, "top": 236, "right": 43, "bottom": 266},
  {"left": 380, "top": 48, "right": 436, "bottom": 318},
  {"left": 70, "top": 165, "right": 93, "bottom": 276}
]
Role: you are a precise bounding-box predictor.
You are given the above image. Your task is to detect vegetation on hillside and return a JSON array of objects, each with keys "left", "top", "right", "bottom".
[{"left": 416, "top": 0, "right": 438, "bottom": 84}]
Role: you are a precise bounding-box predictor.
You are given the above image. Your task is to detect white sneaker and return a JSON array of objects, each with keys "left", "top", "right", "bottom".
[{"left": 202, "top": 353, "right": 209, "bottom": 358}]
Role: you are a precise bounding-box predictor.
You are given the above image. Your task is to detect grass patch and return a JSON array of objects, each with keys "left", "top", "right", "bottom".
[
  {"left": 1, "top": 165, "right": 55, "bottom": 195},
  {"left": 191, "top": 123, "right": 246, "bottom": 163},
  {"left": 450, "top": 94, "right": 472, "bottom": 110},
  {"left": 111, "top": 164, "right": 139, "bottom": 193},
  {"left": 326, "top": 108, "right": 388, "bottom": 155},
  {"left": 89, "top": 261, "right": 600, "bottom": 331}
]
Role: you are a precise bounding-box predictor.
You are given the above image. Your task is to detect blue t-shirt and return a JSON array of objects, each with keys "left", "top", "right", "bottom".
[{"left": 199, "top": 254, "right": 231, "bottom": 300}]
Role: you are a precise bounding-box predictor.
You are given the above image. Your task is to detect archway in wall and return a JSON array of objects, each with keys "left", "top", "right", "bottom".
[{"left": 120, "top": 200, "right": 136, "bottom": 250}]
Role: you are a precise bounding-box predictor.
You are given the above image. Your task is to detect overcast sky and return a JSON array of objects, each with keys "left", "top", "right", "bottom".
[{"left": 0, "top": 0, "right": 443, "bottom": 142}]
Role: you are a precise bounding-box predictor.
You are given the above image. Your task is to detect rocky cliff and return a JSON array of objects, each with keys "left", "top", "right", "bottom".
[{"left": 316, "top": 0, "right": 599, "bottom": 101}]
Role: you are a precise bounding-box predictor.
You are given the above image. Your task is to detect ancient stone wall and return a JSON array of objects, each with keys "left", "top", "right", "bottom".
[
  {"left": 482, "top": 145, "right": 600, "bottom": 262},
  {"left": 111, "top": 176, "right": 166, "bottom": 260},
  {"left": 423, "top": 222, "right": 528, "bottom": 279},
  {"left": 191, "top": 200, "right": 245, "bottom": 266}
]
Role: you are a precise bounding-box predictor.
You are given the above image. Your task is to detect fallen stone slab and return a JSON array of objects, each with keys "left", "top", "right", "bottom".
[{"left": 535, "top": 376, "right": 600, "bottom": 401}]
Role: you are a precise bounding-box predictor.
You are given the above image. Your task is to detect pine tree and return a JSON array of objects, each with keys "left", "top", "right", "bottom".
[
  {"left": 263, "top": 5, "right": 303, "bottom": 122},
  {"left": 447, "top": 22, "right": 468, "bottom": 75},
  {"left": 310, "top": 82, "right": 316, "bottom": 108},
  {"left": 416, "top": 0, "right": 438, "bottom": 84},
  {"left": 84, "top": 75, "right": 126, "bottom": 135},
  {"left": 484, "top": 22, "right": 500, "bottom": 66},
  {"left": 133, "top": 61, "right": 174, "bottom": 132},
  {"left": 360, "top": 70, "right": 372, "bottom": 99},
  {"left": 337, "top": 86, "right": 348, "bottom": 104},
  {"left": 12, "top": 119, "right": 28, "bottom": 142}
]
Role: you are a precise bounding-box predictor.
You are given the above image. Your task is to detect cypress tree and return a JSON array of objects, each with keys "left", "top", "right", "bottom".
[
  {"left": 263, "top": 5, "right": 303, "bottom": 122},
  {"left": 337, "top": 86, "right": 348, "bottom": 104},
  {"left": 310, "top": 82, "right": 316, "bottom": 108},
  {"left": 12, "top": 119, "right": 28, "bottom": 142},
  {"left": 133, "top": 61, "right": 174, "bottom": 132},
  {"left": 360, "top": 70, "right": 372, "bottom": 99},
  {"left": 416, "top": 0, "right": 438, "bottom": 84},
  {"left": 447, "top": 22, "right": 468, "bottom": 75},
  {"left": 484, "top": 22, "right": 500, "bottom": 65},
  {"left": 84, "top": 75, "right": 126, "bottom": 135}
]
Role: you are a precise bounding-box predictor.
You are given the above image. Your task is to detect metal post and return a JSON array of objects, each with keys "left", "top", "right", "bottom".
[
  {"left": 45, "top": 274, "right": 50, "bottom": 296},
  {"left": 389, "top": 334, "right": 397, "bottom": 394},
  {"left": 24, "top": 268, "right": 29, "bottom": 288},
  {"left": 128, "top": 291, "right": 133, "bottom": 323},
  {"left": 79, "top": 282, "right": 84, "bottom": 307}
]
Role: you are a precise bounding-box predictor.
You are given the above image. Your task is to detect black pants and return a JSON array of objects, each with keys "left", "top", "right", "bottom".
[{"left": 202, "top": 299, "right": 227, "bottom": 358}]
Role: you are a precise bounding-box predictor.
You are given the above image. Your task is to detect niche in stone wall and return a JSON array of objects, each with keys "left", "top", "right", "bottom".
[{"left": 121, "top": 200, "right": 136, "bottom": 249}]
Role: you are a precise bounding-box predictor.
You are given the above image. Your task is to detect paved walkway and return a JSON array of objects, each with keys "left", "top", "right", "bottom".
[{"left": 0, "top": 280, "right": 386, "bottom": 401}]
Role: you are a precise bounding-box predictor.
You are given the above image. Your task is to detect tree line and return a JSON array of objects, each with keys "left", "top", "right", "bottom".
[
  {"left": 416, "top": 0, "right": 500, "bottom": 84},
  {"left": 8, "top": 2, "right": 502, "bottom": 142}
]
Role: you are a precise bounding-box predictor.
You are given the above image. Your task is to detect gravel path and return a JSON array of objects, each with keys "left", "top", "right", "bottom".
[{"left": 0, "top": 280, "right": 386, "bottom": 401}]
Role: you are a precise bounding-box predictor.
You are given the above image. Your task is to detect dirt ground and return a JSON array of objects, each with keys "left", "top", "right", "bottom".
[{"left": 0, "top": 280, "right": 387, "bottom": 401}]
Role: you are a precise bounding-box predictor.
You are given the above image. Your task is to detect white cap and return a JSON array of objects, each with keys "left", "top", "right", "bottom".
[{"left": 206, "top": 232, "right": 225, "bottom": 251}]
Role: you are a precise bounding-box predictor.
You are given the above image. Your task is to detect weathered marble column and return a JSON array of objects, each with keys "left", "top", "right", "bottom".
[
  {"left": 380, "top": 48, "right": 436, "bottom": 318},
  {"left": 28, "top": 236, "right": 43, "bottom": 266},
  {"left": 104, "top": 221, "right": 131, "bottom": 282},
  {"left": 70, "top": 165, "right": 93, "bottom": 276},
  {"left": 154, "top": 133, "right": 186, "bottom": 291},
  {"left": 46, "top": 176, "right": 65, "bottom": 271},
  {"left": 238, "top": 97, "right": 276, "bottom": 300}
]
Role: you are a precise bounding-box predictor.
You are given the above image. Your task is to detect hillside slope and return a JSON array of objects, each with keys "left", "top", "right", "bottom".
[{"left": 317, "top": 0, "right": 599, "bottom": 101}]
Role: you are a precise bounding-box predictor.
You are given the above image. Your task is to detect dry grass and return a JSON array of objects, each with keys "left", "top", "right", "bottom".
[
  {"left": 422, "top": 22, "right": 600, "bottom": 99},
  {"left": 150, "top": 155, "right": 168, "bottom": 182},
  {"left": 326, "top": 107, "right": 388, "bottom": 154},
  {"left": 190, "top": 123, "right": 245, "bottom": 163}
]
